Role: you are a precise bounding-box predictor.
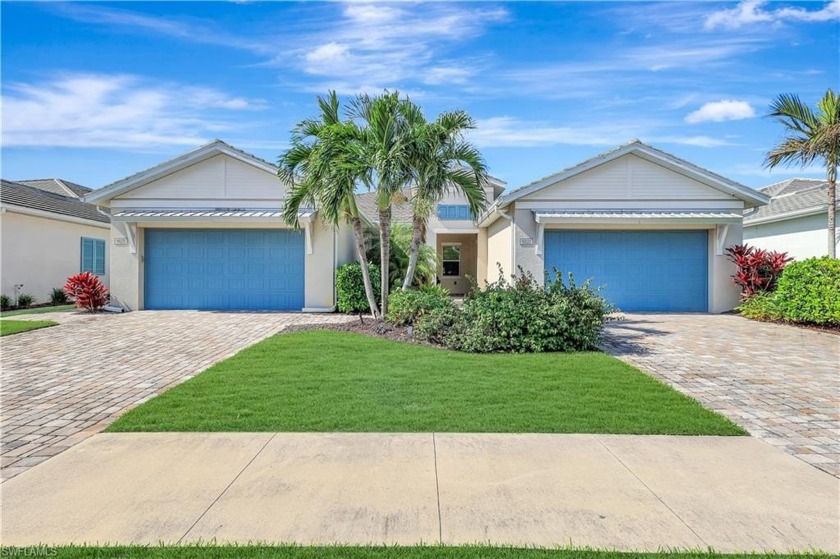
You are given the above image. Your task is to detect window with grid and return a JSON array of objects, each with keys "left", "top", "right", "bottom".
[{"left": 442, "top": 244, "right": 461, "bottom": 277}]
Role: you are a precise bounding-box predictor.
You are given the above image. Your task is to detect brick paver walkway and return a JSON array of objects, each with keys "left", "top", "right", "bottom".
[
  {"left": 0, "top": 310, "right": 354, "bottom": 482},
  {"left": 600, "top": 313, "right": 840, "bottom": 477}
]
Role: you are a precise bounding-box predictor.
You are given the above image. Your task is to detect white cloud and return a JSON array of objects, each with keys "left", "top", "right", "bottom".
[
  {"left": 704, "top": 0, "right": 840, "bottom": 30},
  {"left": 685, "top": 100, "right": 756, "bottom": 124},
  {"left": 1, "top": 73, "right": 267, "bottom": 148}
]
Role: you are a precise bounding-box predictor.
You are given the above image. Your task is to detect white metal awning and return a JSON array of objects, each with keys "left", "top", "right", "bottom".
[
  {"left": 111, "top": 208, "right": 316, "bottom": 221},
  {"left": 533, "top": 210, "right": 743, "bottom": 224}
]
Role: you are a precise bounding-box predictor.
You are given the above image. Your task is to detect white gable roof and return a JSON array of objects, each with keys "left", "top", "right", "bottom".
[
  {"left": 478, "top": 140, "right": 769, "bottom": 224},
  {"left": 85, "top": 140, "right": 279, "bottom": 204}
]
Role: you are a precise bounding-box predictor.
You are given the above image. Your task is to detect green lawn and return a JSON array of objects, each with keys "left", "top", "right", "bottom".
[
  {"left": 0, "top": 319, "right": 58, "bottom": 336},
  {"left": 109, "top": 330, "right": 744, "bottom": 435},
  {"left": 0, "top": 304, "right": 74, "bottom": 316},
  {"left": 8, "top": 546, "right": 828, "bottom": 559}
]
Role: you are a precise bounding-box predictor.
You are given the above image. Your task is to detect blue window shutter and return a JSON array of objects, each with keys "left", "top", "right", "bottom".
[
  {"left": 81, "top": 238, "right": 94, "bottom": 273},
  {"left": 95, "top": 239, "right": 106, "bottom": 275}
]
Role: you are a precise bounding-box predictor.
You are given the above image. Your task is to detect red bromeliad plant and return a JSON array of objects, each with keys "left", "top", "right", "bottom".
[
  {"left": 64, "top": 272, "right": 109, "bottom": 312},
  {"left": 725, "top": 244, "right": 792, "bottom": 299}
]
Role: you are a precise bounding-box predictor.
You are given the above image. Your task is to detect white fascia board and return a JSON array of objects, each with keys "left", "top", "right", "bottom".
[
  {"left": 534, "top": 215, "right": 743, "bottom": 226},
  {"left": 497, "top": 142, "right": 769, "bottom": 208},
  {"left": 85, "top": 141, "right": 280, "bottom": 205},
  {"left": 1, "top": 203, "right": 110, "bottom": 229}
]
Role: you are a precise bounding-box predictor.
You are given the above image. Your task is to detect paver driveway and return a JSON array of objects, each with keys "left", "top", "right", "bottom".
[
  {"left": 600, "top": 313, "right": 840, "bottom": 477},
  {"left": 0, "top": 310, "right": 354, "bottom": 482}
]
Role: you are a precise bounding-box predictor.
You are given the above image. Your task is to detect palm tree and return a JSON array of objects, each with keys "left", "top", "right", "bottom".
[
  {"left": 766, "top": 89, "right": 839, "bottom": 258},
  {"left": 401, "top": 106, "right": 489, "bottom": 289},
  {"left": 278, "top": 91, "right": 380, "bottom": 317},
  {"left": 348, "top": 92, "right": 414, "bottom": 316}
]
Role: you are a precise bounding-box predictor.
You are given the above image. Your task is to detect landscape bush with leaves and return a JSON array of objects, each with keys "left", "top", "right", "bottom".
[
  {"left": 386, "top": 285, "right": 453, "bottom": 326},
  {"left": 50, "top": 287, "right": 70, "bottom": 305},
  {"left": 410, "top": 268, "right": 611, "bottom": 353},
  {"left": 64, "top": 272, "right": 108, "bottom": 312},
  {"left": 0, "top": 294, "right": 10, "bottom": 311},
  {"left": 15, "top": 294, "right": 34, "bottom": 308},
  {"left": 336, "top": 262, "right": 381, "bottom": 316},
  {"left": 725, "top": 244, "right": 792, "bottom": 298},
  {"left": 738, "top": 257, "right": 840, "bottom": 326}
]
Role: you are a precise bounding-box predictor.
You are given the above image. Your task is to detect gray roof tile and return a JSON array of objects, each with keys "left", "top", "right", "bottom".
[
  {"left": 745, "top": 178, "right": 836, "bottom": 224},
  {"left": 16, "top": 178, "right": 92, "bottom": 199},
  {"left": 1, "top": 179, "right": 110, "bottom": 224}
]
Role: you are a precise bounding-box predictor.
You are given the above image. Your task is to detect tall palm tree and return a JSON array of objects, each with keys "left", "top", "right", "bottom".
[
  {"left": 401, "top": 106, "right": 489, "bottom": 289},
  {"left": 766, "top": 89, "right": 839, "bottom": 258},
  {"left": 278, "top": 91, "right": 380, "bottom": 317},
  {"left": 348, "top": 92, "right": 413, "bottom": 316}
]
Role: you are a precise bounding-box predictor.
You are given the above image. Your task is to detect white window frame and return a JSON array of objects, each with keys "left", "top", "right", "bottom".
[{"left": 441, "top": 242, "right": 462, "bottom": 278}]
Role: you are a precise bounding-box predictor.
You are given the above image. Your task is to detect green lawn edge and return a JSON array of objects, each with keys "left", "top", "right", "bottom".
[
  {"left": 0, "top": 319, "right": 58, "bottom": 336},
  {"left": 0, "top": 304, "right": 74, "bottom": 317},
  {"left": 2, "top": 545, "right": 831, "bottom": 559},
  {"left": 108, "top": 330, "right": 746, "bottom": 436}
]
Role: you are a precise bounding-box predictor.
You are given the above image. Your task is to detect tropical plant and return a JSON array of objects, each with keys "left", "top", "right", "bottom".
[
  {"left": 64, "top": 272, "right": 108, "bottom": 312},
  {"left": 365, "top": 223, "right": 438, "bottom": 288},
  {"left": 386, "top": 285, "right": 453, "bottom": 326},
  {"left": 347, "top": 92, "right": 414, "bottom": 317},
  {"left": 0, "top": 294, "right": 10, "bottom": 311},
  {"left": 278, "top": 91, "right": 381, "bottom": 317},
  {"left": 725, "top": 244, "right": 792, "bottom": 299},
  {"left": 765, "top": 90, "right": 839, "bottom": 257},
  {"left": 400, "top": 106, "right": 489, "bottom": 289},
  {"left": 15, "top": 294, "right": 34, "bottom": 308},
  {"left": 50, "top": 287, "right": 69, "bottom": 305}
]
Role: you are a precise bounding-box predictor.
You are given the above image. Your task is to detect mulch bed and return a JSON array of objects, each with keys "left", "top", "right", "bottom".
[
  {"left": 283, "top": 318, "right": 430, "bottom": 345},
  {"left": 734, "top": 313, "right": 840, "bottom": 335}
]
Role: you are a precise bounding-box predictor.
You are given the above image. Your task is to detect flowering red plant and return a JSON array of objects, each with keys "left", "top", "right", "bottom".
[
  {"left": 725, "top": 244, "right": 792, "bottom": 299},
  {"left": 64, "top": 272, "right": 109, "bottom": 312}
]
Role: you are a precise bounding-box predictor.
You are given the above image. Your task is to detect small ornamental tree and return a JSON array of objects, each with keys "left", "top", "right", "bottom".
[
  {"left": 64, "top": 272, "right": 109, "bottom": 312},
  {"left": 725, "top": 244, "right": 792, "bottom": 299}
]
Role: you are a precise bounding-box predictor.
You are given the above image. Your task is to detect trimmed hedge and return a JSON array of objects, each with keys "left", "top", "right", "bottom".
[
  {"left": 336, "top": 262, "right": 381, "bottom": 314},
  {"left": 737, "top": 257, "right": 840, "bottom": 325}
]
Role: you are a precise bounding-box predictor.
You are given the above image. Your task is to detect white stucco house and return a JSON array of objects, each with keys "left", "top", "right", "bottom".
[
  {"left": 743, "top": 178, "right": 839, "bottom": 259},
  {"left": 1, "top": 179, "right": 110, "bottom": 304},
  {"left": 86, "top": 139, "right": 768, "bottom": 314}
]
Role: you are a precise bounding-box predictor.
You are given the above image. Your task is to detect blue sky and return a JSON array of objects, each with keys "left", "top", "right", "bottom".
[{"left": 2, "top": 1, "right": 838, "bottom": 191}]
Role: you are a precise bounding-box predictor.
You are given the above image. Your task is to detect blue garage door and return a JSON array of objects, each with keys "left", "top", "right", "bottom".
[
  {"left": 145, "top": 229, "right": 305, "bottom": 310},
  {"left": 544, "top": 230, "right": 708, "bottom": 312}
]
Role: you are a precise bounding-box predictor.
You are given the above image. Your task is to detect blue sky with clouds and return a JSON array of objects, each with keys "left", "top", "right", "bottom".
[{"left": 2, "top": 1, "right": 838, "bottom": 191}]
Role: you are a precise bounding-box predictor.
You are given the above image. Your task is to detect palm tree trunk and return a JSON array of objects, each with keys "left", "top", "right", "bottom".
[
  {"left": 350, "top": 215, "right": 380, "bottom": 318},
  {"left": 402, "top": 214, "right": 425, "bottom": 290},
  {"left": 828, "top": 166, "right": 837, "bottom": 258},
  {"left": 378, "top": 206, "right": 391, "bottom": 317}
]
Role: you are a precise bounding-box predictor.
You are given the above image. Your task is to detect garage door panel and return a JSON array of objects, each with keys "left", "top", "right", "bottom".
[
  {"left": 145, "top": 228, "right": 305, "bottom": 310},
  {"left": 544, "top": 230, "right": 708, "bottom": 312}
]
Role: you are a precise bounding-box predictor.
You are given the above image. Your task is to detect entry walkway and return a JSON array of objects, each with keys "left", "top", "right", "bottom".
[{"left": 2, "top": 433, "right": 838, "bottom": 552}]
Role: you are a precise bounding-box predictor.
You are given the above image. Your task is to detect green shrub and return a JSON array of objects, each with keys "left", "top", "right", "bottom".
[
  {"left": 415, "top": 268, "right": 611, "bottom": 353},
  {"left": 16, "top": 294, "right": 34, "bottom": 308},
  {"left": 737, "top": 292, "right": 781, "bottom": 321},
  {"left": 0, "top": 294, "right": 10, "bottom": 311},
  {"left": 336, "top": 262, "right": 381, "bottom": 315},
  {"left": 50, "top": 287, "right": 69, "bottom": 305},
  {"left": 386, "top": 285, "right": 453, "bottom": 326},
  {"left": 772, "top": 257, "right": 840, "bottom": 325}
]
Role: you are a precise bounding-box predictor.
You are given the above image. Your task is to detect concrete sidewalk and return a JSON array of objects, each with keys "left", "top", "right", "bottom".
[{"left": 1, "top": 433, "right": 838, "bottom": 552}]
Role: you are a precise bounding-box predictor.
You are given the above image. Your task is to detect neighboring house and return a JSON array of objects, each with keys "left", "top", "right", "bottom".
[
  {"left": 743, "top": 178, "right": 839, "bottom": 260},
  {"left": 89, "top": 139, "right": 768, "bottom": 313},
  {"left": 1, "top": 179, "right": 110, "bottom": 303},
  {"left": 84, "top": 140, "right": 356, "bottom": 311}
]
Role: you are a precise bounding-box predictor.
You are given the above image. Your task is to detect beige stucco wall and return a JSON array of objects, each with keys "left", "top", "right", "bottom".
[
  {"left": 1, "top": 211, "right": 109, "bottom": 303},
  {"left": 436, "top": 233, "right": 477, "bottom": 295},
  {"left": 108, "top": 218, "right": 339, "bottom": 311},
  {"left": 485, "top": 217, "right": 512, "bottom": 282},
  {"left": 744, "top": 212, "right": 837, "bottom": 260}
]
